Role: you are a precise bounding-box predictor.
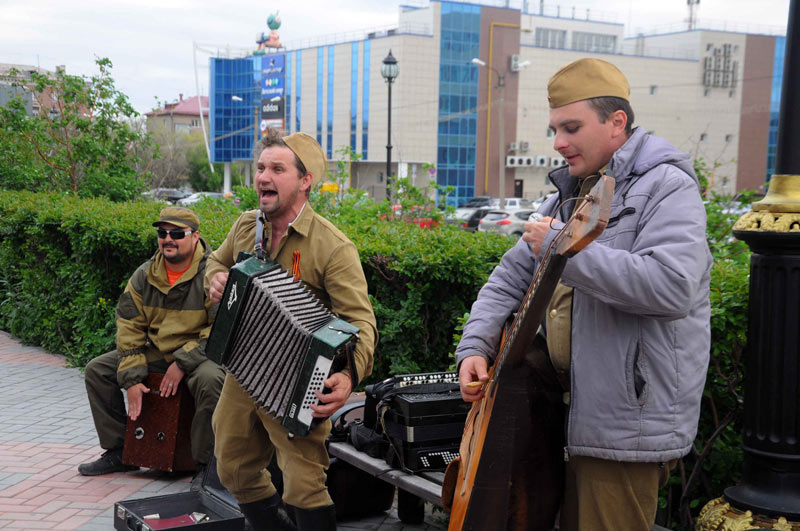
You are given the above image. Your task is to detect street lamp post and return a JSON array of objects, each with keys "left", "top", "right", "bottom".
[{"left": 381, "top": 50, "right": 399, "bottom": 201}]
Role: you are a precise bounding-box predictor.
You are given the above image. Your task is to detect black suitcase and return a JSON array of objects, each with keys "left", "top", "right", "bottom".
[{"left": 113, "top": 456, "right": 244, "bottom": 531}]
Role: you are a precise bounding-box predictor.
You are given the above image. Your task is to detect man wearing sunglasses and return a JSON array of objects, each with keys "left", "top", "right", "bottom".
[{"left": 78, "top": 207, "right": 225, "bottom": 479}]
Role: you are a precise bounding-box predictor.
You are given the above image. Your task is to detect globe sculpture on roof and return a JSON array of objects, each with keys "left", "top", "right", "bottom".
[{"left": 254, "top": 11, "right": 282, "bottom": 54}]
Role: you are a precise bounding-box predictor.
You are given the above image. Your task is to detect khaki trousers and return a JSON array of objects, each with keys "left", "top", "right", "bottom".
[
  {"left": 83, "top": 349, "right": 225, "bottom": 464},
  {"left": 560, "top": 455, "right": 668, "bottom": 531},
  {"left": 212, "top": 374, "right": 332, "bottom": 508}
]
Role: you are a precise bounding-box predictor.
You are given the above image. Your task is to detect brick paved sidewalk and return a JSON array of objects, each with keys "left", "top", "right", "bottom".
[{"left": 0, "top": 332, "right": 446, "bottom": 530}]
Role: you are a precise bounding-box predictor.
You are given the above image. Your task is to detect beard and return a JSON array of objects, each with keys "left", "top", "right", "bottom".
[{"left": 161, "top": 243, "right": 192, "bottom": 264}]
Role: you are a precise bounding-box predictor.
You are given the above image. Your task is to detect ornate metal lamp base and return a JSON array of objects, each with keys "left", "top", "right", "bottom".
[{"left": 697, "top": 497, "right": 799, "bottom": 531}]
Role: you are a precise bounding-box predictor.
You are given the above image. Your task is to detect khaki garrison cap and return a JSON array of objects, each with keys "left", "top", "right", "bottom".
[
  {"left": 152, "top": 206, "right": 200, "bottom": 231},
  {"left": 283, "top": 132, "right": 327, "bottom": 185},
  {"left": 547, "top": 58, "right": 630, "bottom": 108}
]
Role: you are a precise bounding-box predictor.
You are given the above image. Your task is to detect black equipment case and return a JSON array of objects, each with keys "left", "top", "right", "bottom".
[{"left": 113, "top": 456, "right": 244, "bottom": 531}]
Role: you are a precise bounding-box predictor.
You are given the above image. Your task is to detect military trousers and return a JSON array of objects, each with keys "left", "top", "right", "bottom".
[
  {"left": 212, "top": 373, "right": 332, "bottom": 509},
  {"left": 83, "top": 349, "right": 225, "bottom": 464},
  {"left": 560, "top": 455, "right": 673, "bottom": 531}
]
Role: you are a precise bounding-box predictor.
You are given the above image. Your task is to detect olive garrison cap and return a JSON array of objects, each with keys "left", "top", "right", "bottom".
[
  {"left": 152, "top": 206, "right": 200, "bottom": 231},
  {"left": 283, "top": 132, "right": 327, "bottom": 185},
  {"left": 547, "top": 58, "right": 630, "bottom": 108}
]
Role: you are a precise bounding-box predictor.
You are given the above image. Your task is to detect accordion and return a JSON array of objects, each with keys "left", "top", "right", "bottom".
[
  {"left": 364, "top": 372, "right": 467, "bottom": 472},
  {"left": 207, "top": 253, "right": 359, "bottom": 436}
]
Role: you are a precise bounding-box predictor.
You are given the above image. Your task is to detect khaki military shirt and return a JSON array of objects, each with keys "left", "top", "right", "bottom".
[
  {"left": 205, "top": 204, "right": 377, "bottom": 384},
  {"left": 545, "top": 174, "right": 601, "bottom": 401},
  {"left": 116, "top": 239, "right": 214, "bottom": 389}
]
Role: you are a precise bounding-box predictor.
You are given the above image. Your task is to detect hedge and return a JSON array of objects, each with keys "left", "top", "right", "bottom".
[{"left": 0, "top": 190, "right": 512, "bottom": 381}]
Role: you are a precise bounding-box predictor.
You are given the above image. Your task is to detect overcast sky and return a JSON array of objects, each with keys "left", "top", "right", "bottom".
[{"left": 1, "top": 0, "right": 790, "bottom": 114}]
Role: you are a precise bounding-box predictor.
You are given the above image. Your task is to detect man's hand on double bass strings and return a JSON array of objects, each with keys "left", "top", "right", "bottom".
[{"left": 459, "top": 355, "right": 490, "bottom": 402}]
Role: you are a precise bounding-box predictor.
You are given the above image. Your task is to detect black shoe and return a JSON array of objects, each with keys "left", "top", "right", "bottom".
[
  {"left": 77, "top": 448, "right": 139, "bottom": 476},
  {"left": 239, "top": 493, "right": 297, "bottom": 531},
  {"left": 295, "top": 504, "right": 336, "bottom": 531}
]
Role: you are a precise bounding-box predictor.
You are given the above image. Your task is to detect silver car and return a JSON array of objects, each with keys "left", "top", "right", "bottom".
[{"left": 478, "top": 209, "right": 536, "bottom": 237}]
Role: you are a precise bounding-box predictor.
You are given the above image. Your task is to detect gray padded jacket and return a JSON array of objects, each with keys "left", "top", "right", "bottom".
[{"left": 456, "top": 127, "right": 712, "bottom": 462}]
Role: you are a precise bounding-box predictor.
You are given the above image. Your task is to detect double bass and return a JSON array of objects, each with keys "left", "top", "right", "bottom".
[{"left": 443, "top": 175, "right": 614, "bottom": 530}]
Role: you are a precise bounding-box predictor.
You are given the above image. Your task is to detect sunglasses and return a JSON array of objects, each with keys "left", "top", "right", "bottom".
[{"left": 156, "top": 228, "right": 194, "bottom": 240}]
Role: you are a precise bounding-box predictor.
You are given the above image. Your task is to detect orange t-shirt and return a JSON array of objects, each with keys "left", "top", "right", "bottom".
[{"left": 165, "top": 264, "right": 191, "bottom": 286}]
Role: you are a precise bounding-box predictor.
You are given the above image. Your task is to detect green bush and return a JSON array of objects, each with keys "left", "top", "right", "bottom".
[{"left": 0, "top": 189, "right": 512, "bottom": 378}]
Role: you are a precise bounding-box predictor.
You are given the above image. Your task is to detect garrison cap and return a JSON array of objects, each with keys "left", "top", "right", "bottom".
[
  {"left": 283, "top": 132, "right": 327, "bottom": 185},
  {"left": 547, "top": 58, "right": 630, "bottom": 108},
  {"left": 152, "top": 206, "right": 200, "bottom": 231}
]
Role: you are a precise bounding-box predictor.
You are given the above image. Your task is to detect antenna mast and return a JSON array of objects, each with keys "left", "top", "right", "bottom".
[{"left": 687, "top": 0, "right": 700, "bottom": 30}]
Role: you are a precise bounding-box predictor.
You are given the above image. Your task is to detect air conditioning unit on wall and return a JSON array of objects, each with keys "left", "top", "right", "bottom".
[
  {"left": 519, "top": 141, "right": 531, "bottom": 152},
  {"left": 535, "top": 155, "right": 549, "bottom": 167},
  {"left": 508, "top": 141, "right": 518, "bottom": 152},
  {"left": 507, "top": 156, "right": 536, "bottom": 168},
  {"left": 551, "top": 156, "right": 566, "bottom": 168}
]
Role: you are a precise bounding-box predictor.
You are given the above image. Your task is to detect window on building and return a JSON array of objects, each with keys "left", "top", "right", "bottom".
[
  {"left": 535, "top": 28, "right": 566, "bottom": 49},
  {"left": 700, "top": 133, "right": 707, "bottom": 141},
  {"left": 704, "top": 88, "right": 711, "bottom": 97},
  {"left": 571, "top": 32, "right": 617, "bottom": 53},
  {"left": 650, "top": 85, "right": 657, "bottom": 95},
  {"left": 725, "top": 134, "right": 733, "bottom": 142},
  {"left": 546, "top": 128, "right": 555, "bottom": 138},
  {"left": 729, "top": 90, "right": 735, "bottom": 98},
  {"left": 706, "top": 43, "right": 714, "bottom": 51}
]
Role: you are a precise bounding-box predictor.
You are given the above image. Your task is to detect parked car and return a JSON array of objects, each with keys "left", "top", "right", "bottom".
[
  {"left": 478, "top": 209, "right": 537, "bottom": 237},
  {"left": 145, "top": 188, "right": 190, "bottom": 204},
  {"left": 462, "top": 196, "right": 497, "bottom": 208},
  {"left": 177, "top": 192, "right": 225, "bottom": 206},
  {"left": 497, "top": 197, "right": 534, "bottom": 209},
  {"left": 446, "top": 206, "right": 492, "bottom": 232}
]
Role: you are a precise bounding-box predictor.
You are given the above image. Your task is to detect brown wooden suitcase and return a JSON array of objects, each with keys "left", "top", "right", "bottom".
[{"left": 122, "top": 372, "right": 197, "bottom": 472}]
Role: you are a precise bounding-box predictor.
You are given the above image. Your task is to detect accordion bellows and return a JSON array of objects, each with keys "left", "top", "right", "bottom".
[
  {"left": 228, "top": 267, "right": 332, "bottom": 416},
  {"left": 208, "top": 254, "right": 359, "bottom": 436}
]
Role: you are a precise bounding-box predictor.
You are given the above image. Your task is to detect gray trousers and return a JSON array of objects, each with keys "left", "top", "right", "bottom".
[{"left": 84, "top": 349, "right": 225, "bottom": 464}]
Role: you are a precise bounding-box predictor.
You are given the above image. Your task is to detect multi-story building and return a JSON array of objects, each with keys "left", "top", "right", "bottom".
[
  {"left": 208, "top": 1, "right": 785, "bottom": 203},
  {"left": 146, "top": 94, "right": 209, "bottom": 135},
  {"left": 0, "top": 63, "right": 63, "bottom": 117}
]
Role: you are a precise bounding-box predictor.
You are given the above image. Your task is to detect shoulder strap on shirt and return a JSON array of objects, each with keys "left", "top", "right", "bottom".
[{"left": 254, "top": 212, "right": 267, "bottom": 260}]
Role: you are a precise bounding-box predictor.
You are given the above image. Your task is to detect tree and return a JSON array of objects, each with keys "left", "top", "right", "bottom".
[
  {"left": 186, "top": 139, "right": 245, "bottom": 192},
  {"left": 0, "top": 57, "right": 151, "bottom": 201},
  {"left": 145, "top": 123, "right": 195, "bottom": 190}
]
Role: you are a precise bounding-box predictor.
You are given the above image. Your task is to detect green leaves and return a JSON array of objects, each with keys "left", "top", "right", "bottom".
[{"left": 0, "top": 58, "right": 148, "bottom": 201}]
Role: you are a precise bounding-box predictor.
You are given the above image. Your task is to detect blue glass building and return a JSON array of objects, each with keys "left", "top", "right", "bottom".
[
  {"left": 436, "top": 2, "right": 480, "bottom": 206},
  {"left": 209, "top": 57, "right": 260, "bottom": 162},
  {"left": 766, "top": 36, "right": 785, "bottom": 181}
]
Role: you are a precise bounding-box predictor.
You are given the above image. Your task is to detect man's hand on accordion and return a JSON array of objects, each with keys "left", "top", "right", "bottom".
[
  {"left": 209, "top": 272, "right": 229, "bottom": 304},
  {"left": 310, "top": 372, "right": 352, "bottom": 418}
]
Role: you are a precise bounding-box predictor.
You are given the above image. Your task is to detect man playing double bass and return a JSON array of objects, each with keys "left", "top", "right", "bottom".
[{"left": 456, "top": 58, "right": 712, "bottom": 530}]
